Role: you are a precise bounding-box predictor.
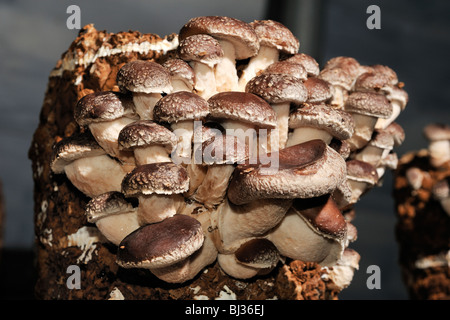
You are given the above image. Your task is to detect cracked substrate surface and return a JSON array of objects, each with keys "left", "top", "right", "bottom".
[
  {"left": 394, "top": 150, "right": 450, "bottom": 300},
  {"left": 29, "top": 25, "right": 343, "bottom": 300}
]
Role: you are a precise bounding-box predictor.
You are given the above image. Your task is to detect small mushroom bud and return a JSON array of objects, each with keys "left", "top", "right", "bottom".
[
  {"left": 318, "top": 68, "right": 354, "bottom": 109},
  {"left": 118, "top": 120, "right": 177, "bottom": 165},
  {"left": 180, "top": 16, "right": 259, "bottom": 92},
  {"left": 423, "top": 123, "right": 450, "bottom": 168},
  {"left": 246, "top": 73, "right": 308, "bottom": 150},
  {"left": 354, "top": 129, "right": 395, "bottom": 167},
  {"left": 116, "top": 60, "right": 173, "bottom": 120},
  {"left": 262, "top": 60, "right": 308, "bottom": 81},
  {"left": 74, "top": 91, "right": 139, "bottom": 165},
  {"left": 116, "top": 214, "right": 205, "bottom": 283},
  {"left": 238, "top": 20, "right": 299, "bottom": 90},
  {"left": 284, "top": 53, "right": 320, "bottom": 77},
  {"left": 50, "top": 132, "right": 129, "bottom": 198},
  {"left": 286, "top": 103, "right": 354, "bottom": 147},
  {"left": 162, "top": 58, "right": 195, "bottom": 92},
  {"left": 85, "top": 192, "right": 139, "bottom": 245},
  {"left": 345, "top": 160, "right": 379, "bottom": 204},
  {"left": 121, "top": 162, "right": 189, "bottom": 224}
]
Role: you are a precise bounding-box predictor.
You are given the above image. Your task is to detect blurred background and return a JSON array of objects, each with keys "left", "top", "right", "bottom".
[{"left": 0, "top": 0, "right": 449, "bottom": 299}]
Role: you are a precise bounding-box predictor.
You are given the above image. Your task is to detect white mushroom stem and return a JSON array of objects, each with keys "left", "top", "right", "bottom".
[
  {"left": 238, "top": 46, "right": 279, "bottom": 91},
  {"left": 375, "top": 100, "right": 402, "bottom": 129},
  {"left": 271, "top": 103, "right": 290, "bottom": 150},
  {"left": 132, "top": 92, "right": 162, "bottom": 120},
  {"left": 428, "top": 140, "right": 450, "bottom": 167},
  {"left": 354, "top": 145, "right": 387, "bottom": 167},
  {"left": 286, "top": 127, "right": 333, "bottom": 147},
  {"left": 220, "top": 120, "right": 257, "bottom": 158},
  {"left": 64, "top": 155, "right": 127, "bottom": 198},
  {"left": 95, "top": 210, "right": 140, "bottom": 246},
  {"left": 192, "top": 164, "right": 235, "bottom": 209},
  {"left": 346, "top": 114, "right": 378, "bottom": 150},
  {"left": 330, "top": 86, "right": 347, "bottom": 109},
  {"left": 212, "top": 199, "right": 292, "bottom": 254},
  {"left": 184, "top": 161, "right": 208, "bottom": 198},
  {"left": 88, "top": 118, "right": 136, "bottom": 164},
  {"left": 171, "top": 120, "right": 194, "bottom": 165},
  {"left": 190, "top": 61, "right": 217, "bottom": 99},
  {"left": 171, "top": 79, "right": 193, "bottom": 93},
  {"left": 267, "top": 209, "right": 344, "bottom": 266},
  {"left": 133, "top": 145, "right": 171, "bottom": 165},
  {"left": 137, "top": 194, "right": 184, "bottom": 225},
  {"left": 215, "top": 40, "right": 239, "bottom": 92}
]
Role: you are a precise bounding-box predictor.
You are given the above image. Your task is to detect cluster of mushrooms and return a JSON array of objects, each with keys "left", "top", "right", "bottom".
[{"left": 50, "top": 16, "right": 408, "bottom": 284}]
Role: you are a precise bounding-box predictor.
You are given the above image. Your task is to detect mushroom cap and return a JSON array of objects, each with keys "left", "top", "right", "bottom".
[
  {"left": 303, "top": 77, "right": 333, "bottom": 103},
  {"left": 74, "top": 91, "right": 137, "bottom": 126},
  {"left": 346, "top": 159, "right": 379, "bottom": 184},
  {"left": 329, "top": 138, "right": 351, "bottom": 160},
  {"left": 293, "top": 194, "right": 347, "bottom": 240},
  {"left": 245, "top": 73, "right": 308, "bottom": 105},
  {"left": 162, "top": 58, "right": 195, "bottom": 88},
  {"left": 50, "top": 132, "right": 106, "bottom": 173},
  {"left": 345, "top": 91, "right": 392, "bottom": 118},
  {"left": 383, "top": 122, "right": 405, "bottom": 147},
  {"left": 178, "top": 34, "right": 224, "bottom": 66},
  {"left": 367, "top": 129, "right": 395, "bottom": 149},
  {"left": 116, "top": 214, "right": 204, "bottom": 269},
  {"left": 179, "top": 16, "right": 259, "bottom": 60},
  {"left": 262, "top": 60, "right": 307, "bottom": 80},
  {"left": 235, "top": 238, "right": 280, "bottom": 269},
  {"left": 318, "top": 67, "right": 354, "bottom": 90},
  {"left": 153, "top": 91, "right": 210, "bottom": 123},
  {"left": 249, "top": 20, "right": 299, "bottom": 54},
  {"left": 323, "top": 56, "right": 363, "bottom": 79},
  {"left": 289, "top": 104, "right": 355, "bottom": 140},
  {"left": 208, "top": 91, "right": 277, "bottom": 128},
  {"left": 354, "top": 65, "right": 398, "bottom": 92},
  {"left": 423, "top": 123, "right": 450, "bottom": 141},
  {"left": 118, "top": 120, "right": 177, "bottom": 152},
  {"left": 284, "top": 53, "right": 320, "bottom": 76},
  {"left": 116, "top": 60, "right": 172, "bottom": 94},
  {"left": 121, "top": 162, "right": 189, "bottom": 196},
  {"left": 227, "top": 139, "right": 347, "bottom": 205},
  {"left": 85, "top": 191, "right": 136, "bottom": 223}
]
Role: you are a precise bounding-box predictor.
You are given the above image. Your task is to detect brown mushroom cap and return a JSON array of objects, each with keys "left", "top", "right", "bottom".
[
  {"left": 383, "top": 122, "right": 405, "bottom": 147},
  {"left": 235, "top": 238, "right": 280, "bottom": 269},
  {"left": 262, "top": 60, "right": 307, "bottom": 80},
  {"left": 245, "top": 73, "right": 308, "bottom": 105},
  {"left": 293, "top": 194, "right": 347, "bottom": 240},
  {"left": 50, "top": 132, "right": 106, "bottom": 173},
  {"left": 346, "top": 160, "right": 379, "bottom": 185},
  {"left": 227, "top": 139, "right": 347, "bottom": 205},
  {"left": 121, "top": 162, "right": 189, "bottom": 196},
  {"left": 178, "top": 34, "right": 224, "bottom": 66},
  {"left": 423, "top": 123, "right": 450, "bottom": 141},
  {"left": 116, "top": 214, "right": 204, "bottom": 268},
  {"left": 153, "top": 91, "right": 210, "bottom": 123},
  {"left": 249, "top": 20, "right": 299, "bottom": 54},
  {"left": 289, "top": 104, "right": 355, "bottom": 140},
  {"left": 85, "top": 191, "right": 136, "bottom": 223},
  {"left": 345, "top": 91, "right": 392, "bottom": 118},
  {"left": 179, "top": 16, "right": 259, "bottom": 60},
  {"left": 116, "top": 60, "right": 172, "bottom": 94},
  {"left": 323, "top": 56, "right": 363, "bottom": 79},
  {"left": 74, "top": 91, "right": 137, "bottom": 126},
  {"left": 367, "top": 129, "right": 395, "bottom": 150},
  {"left": 303, "top": 77, "right": 333, "bottom": 103},
  {"left": 208, "top": 91, "right": 276, "bottom": 128},
  {"left": 284, "top": 53, "right": 320, "bottom": 77},
  {"left": 118, "top": 120, "right": 177, "bottom": 152},
  {"left": 318, "top": 67, "right": 354, "bottom": 90},
  {"left": 162, "top": 58, "right": 195, "bottom": 88}
]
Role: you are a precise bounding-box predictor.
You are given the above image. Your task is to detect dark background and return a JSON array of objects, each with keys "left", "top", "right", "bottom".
[{"left": 0, "top": 0, "right": 449, "bottom": 299}]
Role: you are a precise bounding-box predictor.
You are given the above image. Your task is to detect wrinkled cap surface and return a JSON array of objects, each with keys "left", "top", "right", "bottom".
[
  {"left": 262, "top": 60, "right": 307, "bottom": 80},
  {"left": 318, "top": 67, "right": 354, "bottom": 90},
  {"left": 153, "top": 91, "right": 209, "bottom": 123},
  {"left": 51, "top": 132, "right": 106, "bottom": 173},
  {"left": 284, "top": 53, "right": 320, "bottom": 76},
  {"left": 118, "top": 120, "right": 177, "bottom": 152},
  {"left": 289, "top": 104, "right": 355, "bottom": 140},
  {"left": 116, "top": 214, "right": 204, "bottom": 268},
  {"left": 121, "top": 162, "right": 189, "bottom": 196},
  {"left": 303, "top": 77, "right": 333, "bottom": 103},
  {"left": 208, "top": 91, "right": 276, "bottom": 128},
  {"left": 345, "top": 91, "right": 392, "bottom": 118},
  {"left": 227, "top": 140, "right": 347, "bottom": 204},
  {"left": 85, "top": 191, "right": 136, "bottom": 223},
  {"left": 74, "top": 91, "right": 137, "bottom": 126},
  {"left": 162, "top": 58, "right": 195, "bottom": 87},
  {"left": 178, "top": 34, "right": 224, "bottom": 66},
  {"left": 179, "top": 16, "right": 259, "bottom": 60},
  {"left": 245, "top": 73, "right": 308, "bottom": 105},
  {"left": 116, "top": 60, "right": 172, "bottom": 94},
  {"left": 250, "top": 20, "right": 299, "bottom": 54},
  {"left": 323, "top": 56, "right": 363, "bottom": 79}
]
